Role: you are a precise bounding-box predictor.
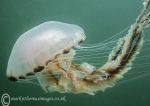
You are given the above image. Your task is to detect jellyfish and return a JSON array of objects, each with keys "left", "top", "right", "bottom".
[{"left": 6, "top": 0, "right": 150, "bottom": 95}]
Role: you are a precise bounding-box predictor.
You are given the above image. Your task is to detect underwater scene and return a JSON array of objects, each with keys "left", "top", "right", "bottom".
[{"left": 0, "top": 0, "right": 150, "bottom": 106}]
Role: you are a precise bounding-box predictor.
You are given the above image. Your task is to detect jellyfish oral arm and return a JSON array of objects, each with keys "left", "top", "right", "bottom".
[{"left": 85, "top": 0, "right": 150, "bottom": 84}]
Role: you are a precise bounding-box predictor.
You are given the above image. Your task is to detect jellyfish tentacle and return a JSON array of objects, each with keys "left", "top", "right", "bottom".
[{"left": 80, "top": 26, "right": 129, "bottom": 47}]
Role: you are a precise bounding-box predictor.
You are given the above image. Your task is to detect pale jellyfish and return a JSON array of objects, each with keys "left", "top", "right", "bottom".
[{"left": 6, "top": 0, "right": 150, "bottom": 95}]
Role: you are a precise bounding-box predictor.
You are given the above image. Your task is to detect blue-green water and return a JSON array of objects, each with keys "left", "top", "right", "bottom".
[{"left": 0, "top": 0, "right": 150, "bottom": 106}]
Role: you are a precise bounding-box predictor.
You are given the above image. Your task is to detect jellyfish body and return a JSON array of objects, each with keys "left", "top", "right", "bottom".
[{"left": 6, "top": 0, "right": 150, "bottom": 95}]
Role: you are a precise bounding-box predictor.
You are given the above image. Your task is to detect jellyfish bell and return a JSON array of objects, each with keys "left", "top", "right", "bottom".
[{"left": 6, "top": 21, "right": 86, "bottom": 81}]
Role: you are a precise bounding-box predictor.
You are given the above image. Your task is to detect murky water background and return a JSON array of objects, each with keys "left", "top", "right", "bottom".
[{"left": 0, "top": 0, "right": 150, "bottom": 106}]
